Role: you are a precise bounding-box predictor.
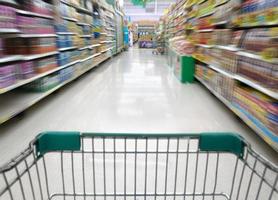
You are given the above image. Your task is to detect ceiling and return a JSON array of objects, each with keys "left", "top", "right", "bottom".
[{"left": 123, "top": 0, "right": 176, "bottom": 21}]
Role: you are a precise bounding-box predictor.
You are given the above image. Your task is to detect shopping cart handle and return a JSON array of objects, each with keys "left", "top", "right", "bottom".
[
  {"left": 34, "top": 132, "right": 246, "bottom": 159},
  {"left": 35, "top": 131, "right": 81, "bottom": 157},
  {"left": 199, "top": 132, "right": 246, "bottom": 158}
]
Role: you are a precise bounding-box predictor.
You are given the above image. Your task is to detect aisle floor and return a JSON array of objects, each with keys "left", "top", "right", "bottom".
[{"left": 0, "top": 48, "right": 277, "bottom": 165}]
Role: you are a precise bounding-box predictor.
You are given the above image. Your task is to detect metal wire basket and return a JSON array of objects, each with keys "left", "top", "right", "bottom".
[{"left": 0, "top": 132, "right": 277, "bottom": 200}]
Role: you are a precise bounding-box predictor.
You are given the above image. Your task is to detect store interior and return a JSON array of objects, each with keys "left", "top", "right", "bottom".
[{"left": 0, "top": 0, "right": 277, "bottom": 200}]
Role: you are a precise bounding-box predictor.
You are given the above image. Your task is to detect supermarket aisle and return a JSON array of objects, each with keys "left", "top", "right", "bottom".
[{"left": 0, "top": 48, "right": 277, "bottom": 165}]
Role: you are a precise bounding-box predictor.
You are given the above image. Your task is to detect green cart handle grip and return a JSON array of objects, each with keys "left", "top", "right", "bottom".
[
  {"left": 35, "top": 132, "right": 246, "bottom": 158},
  {"left": 199, "top": 132, "right": 246, "bottom": 158},
  {"left": 35, "top": 131, "right": 81, "bottom": 157}
]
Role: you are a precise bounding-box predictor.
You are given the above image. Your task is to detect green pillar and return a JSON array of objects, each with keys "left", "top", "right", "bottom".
[
  {"left": 167, "top": 47, "right": 195, "bottom": 83},
  {"left": 173, "top": 54, "right": 195, "bottom": 83},
  {"left": 180, "top": 55, "right": 195, "bottom": 83}
]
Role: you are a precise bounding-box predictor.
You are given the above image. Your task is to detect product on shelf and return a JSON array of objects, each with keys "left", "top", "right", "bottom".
[
  {"left": 17, "top": 61, "right": 35, "bottom": 79},
  {"left": 57, "top": 18, "right": 79, "bottom": 33},
  {"left": 195, "top": 63, "right": 235, "bottom": 101},
  {"left": 233, "top": 85, "right": 278, "bottom": 135},
  {"left": 24, "top": 74, "right": 59, "bottom": 92},
  {"left": 213, "top": 0, "right": 241, "bottom": 24},
  {"left": 22, "top": 0, "right": 54, "bottom": 16},
  {"left": 57, "top": 35, "right": 73, "bottom": 48},
  {"left": 4, "top": 37, "right": 57, "bottom": 55},
  {"left": 0, "top": 5, "right": 17, "bottom": 29},
  {"left": 194, "top": 31, "right": 214, "bottom": 45},
  {"left": 169, "top": 36, "right": 195, "bottom": 55},
  {"left": 237, "top": 55, "right": 277, "bottom": 89},
  {"left": 0, "top": 64, "right": 17, "bottom": 88},
  {"left": 208, "top": 48, "right": 237, "bottom": 73},
  {"left": 16, "top": 15, "right": 55, "bottom": 34},
  {"left": 240, "top": 28, "right": 278, "bottom": 59},
  {"left": 234, "top": 0, "right": 278, "bottom": 27},
  {"left": 197, "top": 0, "right": 215, "bottom": 18},
  {"left": 211, "top": 29, "right": 233, "bottom": 46},
  {"left": 197, "top": 16, "right": 214, "bottom": 30},
  {"left": 34, "top": 56, "right": 57, "bottom": 73},
  {"left": 58, "top": 66, "right": 74, "bottom": 82},
  {"left": 57, "top": 50, "right": 80, "bottom": 66}
]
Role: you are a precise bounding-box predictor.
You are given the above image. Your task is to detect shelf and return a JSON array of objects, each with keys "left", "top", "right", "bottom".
[
  {"left": 9, "top": 34, "right": 57, "bottom": 38},
  {"left": 196, "top": 44, "right": 213, "bottom": 48},
  {"left": 62, "top": 16, "right": 78, "bottom": 22},
  {"left": 101, "top": 47, "right": 113, "bottom": 53},
  {"left": 0, "top": 52, "right": 58, "bottom": 64},
  {"left": 208, "top": 64, "right": 235, "bottom": 79},
  {"left": 22, "top": 51, "right": 58, "bottom": 61},
  {"left": 60, "top": 0, "right": 72, "bottom": 7},
  {"left": 232, "top": 103, "right": 278, "bottom": 151},
  {"left": 195, "top": 75, "right": 278, "bottom": 151},
  {"left": 56, "top": 32, "right": 76, "bottom": 35},
  {"left": 0, "top": 60, "right": 79, "bottom": 94},
  {"left": 196, "top": 29, "right": 214, "bottom": 33},
  {"left": 74, "top": 6, "right": 92, "bottom": 15},
  {"left": 79, "top": 55, "right": 94, "bottom": 63},
  {"left": 195, "top": 76, "right": 232, "bottom": 109},
  {"left": 60, "top": 0, "right": 92, "bottom": 15},
  {"left": 237, "top": 51, "right": 278, "bottom": 64},
  {"left": 77, "top": 22, "right": 91, "bottom": 26},
  {"left": 212, "top": 21, "right": 228, "bottom": 26},
  {"left": 198, "top": 10, "right": 215, "bottom": 18},
  {"left": 235, "top": 21, "right": 278, "bottom": 29},
  {"left": 106, "top": 27, "right": 115, "bottom": 31},
  {"left": 215, "top": 0, "right": 229, "bottom": 7},
  {"left": 79, "top": 35, "right": 92, "bottom": 38},
  {"left": 0, "top": 28, "right": 20, "bottom": 34},
  {"left": 16, "top": 9, "right": 54, "bottom": 19},
  {"left": 234, "top": 75, "right": 278, "bottom": 100},
  {"left": 193, "top": 54, "right": 278, "bottom": 99},
  {"left": 0, "top": 0, "right": 18, "bottom": 6},
  {"left": 0, "top": 55, "right": 111, "bottom": 125},
  {"left": 214, "top": 45, "right": 238, "bottom": 51},
  {"left": 79, "top": 44, "right": 99, "bottom": 50},
  {"left": 91, "top": 44, "right": 101, "bottom": 48},
  {"left": 0, "top": 55, "right": 22, "bottom": 64},
  {"left": 59, "top": 46, "right": 78, "bottom": 51},
  {"left": 198, "top": 0, "right": 207, "bottom": 5},
  {"left": 92, "top": 53, "right": 101, "bottom": 57},
  {"left": 100, "top": 40, "right": 114, "bottom": 44}
]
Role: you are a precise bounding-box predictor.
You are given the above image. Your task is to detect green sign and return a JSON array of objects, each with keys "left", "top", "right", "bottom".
[{"left": 131, "top": 0, "right": 154, "bottom": 7}]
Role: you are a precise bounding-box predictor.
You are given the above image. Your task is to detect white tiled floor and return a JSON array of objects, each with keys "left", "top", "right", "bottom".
[{"left": 0, "top": 48, "right": 277, "bottom": 166}]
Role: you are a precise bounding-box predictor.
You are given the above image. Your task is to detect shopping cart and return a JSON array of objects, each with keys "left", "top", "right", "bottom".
[{"left": 0, "top": 132, "right": 277, "bottom": 200}]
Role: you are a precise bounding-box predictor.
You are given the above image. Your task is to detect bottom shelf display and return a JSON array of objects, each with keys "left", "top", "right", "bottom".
[
  {"left": 195, "top": 64, "right": 278, "bottom": 151},
  {"left": 0, "top": 54, "right": 112, "bottom": 124},
  {"left": 233, "top": 85, "right": 278, "bottom": 142}
]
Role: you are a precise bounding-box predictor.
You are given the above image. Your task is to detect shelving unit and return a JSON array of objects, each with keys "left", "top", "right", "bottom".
[
  {"left": 163, "top": 0, "right": 278, "bottom": 151},
  {"left": 0, "top": 0, "right": 124, "bottom": 125}
]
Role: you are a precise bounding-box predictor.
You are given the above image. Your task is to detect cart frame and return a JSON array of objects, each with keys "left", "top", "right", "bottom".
[{"left": 0, "top": 132, "right": 277, "bottom": 200}]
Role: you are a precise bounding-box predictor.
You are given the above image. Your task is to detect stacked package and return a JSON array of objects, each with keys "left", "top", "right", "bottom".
[
  {"left": 233, "top": 85, "right": 278, "bottom": 136},
  {"left": 195, "top": 64, "right": 235, "bottom": 101}
]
